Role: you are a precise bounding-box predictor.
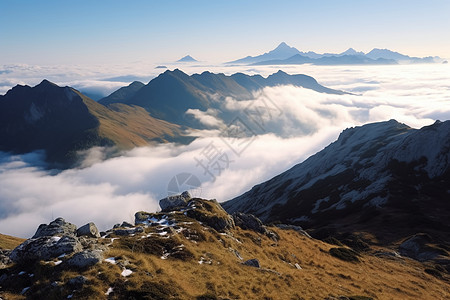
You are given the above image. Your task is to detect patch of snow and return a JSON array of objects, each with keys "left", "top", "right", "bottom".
[
  {"left": 121, "top": 269, "right": 132, "bottom": 277},
  {"left": 21, "top": 287, "right": 30, "bottom": 295},
  {"left": 54, "top": 260, "right": 62, "bottom": 266},
  {"left": 67, "top": 294, "right": 73, "bottom": 299},
  {"left": 311, "top": 196, "right": 329, "bottom": 214},
  {"left": 51, "top": 236, "right": 61, "bottom": 242},
  {"left": 57, "top": 253, "right": 66, "bottom": 258},
  {"left": 104, "top": 257, "right": 117, "bottom": 264},
  {"left": 18, "top": 271, "right": 26, "bottom": 275},
  {"left": 105, "top": 287, "right": 114, "bottom": 296}
]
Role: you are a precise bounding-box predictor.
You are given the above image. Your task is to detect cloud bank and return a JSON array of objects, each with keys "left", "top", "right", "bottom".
[{"left": 1, "top": 64, "right": 449, "bottom": 238}]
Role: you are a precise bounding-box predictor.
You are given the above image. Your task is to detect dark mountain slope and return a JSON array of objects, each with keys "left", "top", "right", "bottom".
[
  {"left": 0, "top": 81, "right": 183, "bottom": 167},
  {"left": 102, "top": 69, "right": 348, "bottom": 127},
  {"left": 99, "top": 81, "right": 144, "bottom": 106},
  {"left": 223, "top": 120, "right": 450, "bottom": 243}
]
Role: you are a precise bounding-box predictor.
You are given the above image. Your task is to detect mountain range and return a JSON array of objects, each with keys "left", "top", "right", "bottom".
[
  {"left": 224, "top": 120, "right": 450, "bottom": 244},
  {"left": 0, "top": 70, "right": 347, "bottom": 166},
  {"left": 99, "top": 69, "right": 347, "bottom": 128},
  {"left": 227, "top": 42, "right": 441, "bottom": 65}
]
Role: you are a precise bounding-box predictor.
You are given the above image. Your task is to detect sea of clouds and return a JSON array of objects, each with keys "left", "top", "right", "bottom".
[{"left": 0, "top": 63, "right": 449, "bottom": 237}]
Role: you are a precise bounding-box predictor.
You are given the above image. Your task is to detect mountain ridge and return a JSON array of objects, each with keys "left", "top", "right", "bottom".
[
  {"left": 227, "top": 42, "right": 441, "bottom": 65},
  {"left": 0, "top": 80, "right": 184, "bottom": 167},
  {"left": 223, "top": 119, "right": 450, "bottom": 243}
]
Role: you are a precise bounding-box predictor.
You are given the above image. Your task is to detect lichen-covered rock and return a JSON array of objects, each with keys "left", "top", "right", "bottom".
[
  {"left": 67, "top": 250, "right": 103, "bottom": 268},
  {"left": 10, "top": 235, "right": 82, "bottom": 263},
  {"left": 32, "top": 217, "right": 77, "bottom": 238},
  {"left": 77, "top": 222, "right": 100, "bottom": 238},
  {"left": 159, "top": 191, "right": 191, "bottom": 211},
  {"left": 185, "top": 199, "right": 234, "bottom": 232},
  {"left": 0, "top": 249, "right": 12, "bottom": 268}
]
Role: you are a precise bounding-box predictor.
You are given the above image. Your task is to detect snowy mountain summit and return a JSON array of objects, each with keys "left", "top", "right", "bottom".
[{"left": 224, "top": 120, "right": 450, "bottom": 241}]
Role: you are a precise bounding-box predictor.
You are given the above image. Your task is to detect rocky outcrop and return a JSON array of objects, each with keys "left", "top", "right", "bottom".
[
  {"left": 233, "top": 212, "right": 279, "bottom": 241},
  {"left": 159, "top": 191, "right": 191, "bottom": 211},
  {"left": 77, "top": 222, "right": 100, "bottom": 238},
  {"left": 10, "top": 236, "right": 82, "bottom": 263},
  {"left": 399, "top": 233, "right": 447, "bottom": 262},
  {"left": 0, "top": 249, "right": 12, "bottom": 268},
  {"left": 67, "top": 250, "right": 103, "bottom": 268},
  {"left": 185, "top": 199, "right": 235, "bottom": 232},
  {"left": 10, "top": 218, "right": 106, "bottom": 266},
  {"left": 32, "top": 217, "right": 77, "bottom": 238}
]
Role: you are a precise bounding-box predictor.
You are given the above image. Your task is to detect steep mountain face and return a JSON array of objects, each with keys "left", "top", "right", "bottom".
[
  {"left": 223, "top": 120, "right": 450, "bottom": 243},
  {"left": 99, "top": 81, "right": 144, "bottom": 106},
  {"left": 0, "top": 81, "right": 183, "bottom": 167},
  {"left": 100, "top": 69, "right": 347, "bottom": 127}
]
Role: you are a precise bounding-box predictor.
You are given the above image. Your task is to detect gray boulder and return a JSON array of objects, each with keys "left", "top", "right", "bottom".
[
  {"left": 159, "top": 191, "right": 191, "bottom": 211},
  {"left": 243, "top": 258, "right": 260, "bottom": 268},
  {"left": 10, "top": 236, "right": 82, "bottom": 263},
  {"left": 67, "top": 250, "right": 103, "bottom": 268},
  {"left": 68, "top": 275, "right": 88, "bottom": 289},
  {"left": 135, "top": 211, "right": 151, "bottom": 225},
  {"left": 113, "top": 226, "right": 144, "bottom": 236},
  {"left": 233, "top": 212, "right": 266, "bottom": 233},
  {"left": 33, "top": 217, "right": 77, "bottom": 238},
  {"left": 77, "top": 222, "right": 100, "bottom": 238}
]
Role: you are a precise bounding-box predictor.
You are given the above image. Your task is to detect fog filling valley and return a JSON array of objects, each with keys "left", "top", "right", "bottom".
[{"left": 1, "top": 64, "right": 449, "bottom": 237}]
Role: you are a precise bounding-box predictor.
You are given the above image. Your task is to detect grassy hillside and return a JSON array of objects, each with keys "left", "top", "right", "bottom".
[
  {"left": 0, "top": 234, "right": 25, "bottom": 250},
  {"left": 1, "top": 200, "right": 448, "bottom": 299}
]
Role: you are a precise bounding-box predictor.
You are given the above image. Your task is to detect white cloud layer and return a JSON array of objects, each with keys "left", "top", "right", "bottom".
[{"left": 0, "top": 64, "right": 449, "bottom": 238}]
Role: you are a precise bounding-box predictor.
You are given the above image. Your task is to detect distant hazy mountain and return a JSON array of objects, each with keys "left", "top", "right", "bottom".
[
  {"left": 99, "top": 81, "right": 145, "bottom": 105},
  {"left": 101, "top": 69, "right": 348, "bottom": 127},
  {"left": 0, "top": 80, "right": 182, "bottom": 167},
  {"left": 226, "top": 42, "right": 302, "bottom": 64},
  {"left": 336, "top": 48, "right": 365, "bottom": 56},
  {"left": 228, "top": 43, "right": 439, "bottom": 65},
  {"left": 223, "top": 120, "right": 450, "bottom": 242},
  {"left": 177, "top": 55, "right": 198, "bottom": 62},
  {"left": 253, "top": 54, "right": 397, "bottom": 66}
]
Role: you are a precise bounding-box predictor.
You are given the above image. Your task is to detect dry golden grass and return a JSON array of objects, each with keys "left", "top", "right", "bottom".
[
  {"left": 1, "top": 209, "right": 449, "bottom": 299},
  {"left": 0, "top": 233, "right": 25, "bottom": 250},
  {"left": 76, "top": 91, "right": 184, "bottom": 149},
  {"left": 50, "top": 226, "right": 448, "bottom": 300}
]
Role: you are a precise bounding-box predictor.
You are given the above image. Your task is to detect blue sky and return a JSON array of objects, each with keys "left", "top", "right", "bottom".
[{"left": 1, "top": 0, "right": 449, "bottom": 65}]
